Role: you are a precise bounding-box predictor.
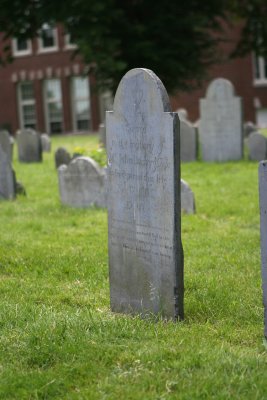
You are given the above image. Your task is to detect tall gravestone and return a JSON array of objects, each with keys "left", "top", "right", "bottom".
[
  {"left": 107, "top": 68, "right": 184, "bottom": 320},
  {"left": 0, "top": 130, "right": 12, "bottom": 161},
  {"left": 180, "top": 120, "right": 197, "bottom": 162},
  {"left": 259, "top": 161, "right": 267, "bottom": 338},
  {"left": 17, "top": 129, "right": 42, "bottom": 162},
  {"left": 247, "top": 132, "right": 267, "bottom": 161},
  {"left": 0, "top": 145, "right": 15, "bottom": 200},
  {"left": 58, "top": 157, "right": 107, "bottom": 208},
  {"left": 199, "top": 78, "right": 243, "bottom": 162}
]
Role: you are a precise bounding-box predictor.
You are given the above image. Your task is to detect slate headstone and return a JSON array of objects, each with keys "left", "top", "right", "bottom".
[
  {"left": 0, "top": 145, "right": 15, "bottom": 200},
  {"left": 259, "top": 161, "right": 267, "bottom": 338},
  {"left": 41, "top": 134, "right": 51, "bottom": 152},
  {"left": 181, "top": 179, "right": 195, "bottom": 214},
  {"left": 107, "top": 68, "right": 184, "bottom": 320},
  {"left": 55, "top": 147, "right": 71, "bottom": 169},
  {"left": 247, "top": 132, "right": 267, "bottom": 161},
  {"left": 0, "top": 130, "right": 12, "bottom": 161},
  {"left": 199, "top": 78, "right": 243, "bottom": 161},
  {"left": 180, "top": 120, "right": 197, "bottom": 162},
  {"left": 17, "top": 129, "right": 42, "bottom": 162},
  {"left": 58, "top": 156, "right": 107, "bottom": 208},
  {"left": 244, "top": 121, "right": 257, "bottom": 138}
]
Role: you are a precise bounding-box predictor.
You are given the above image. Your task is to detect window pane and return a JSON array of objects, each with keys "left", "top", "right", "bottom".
[
  {"left": 76, "top": 100, "right": 89, "bottom": 120},
  {"left": 17, "top": 38, "right": 28, "bottom": 51},
  {"left": 48, "top": 103, "right": 62, "bottom": 122},
  {"left": 77, "top": 120, "right": 89, "bottom": 131},
  {"left": 41, "top": 27, "right": 55, "bottom": 48},
  {"left": 21, "top": 82, "right": 34, "bottom": 101},
  {"left": 73, "top": 77, "right": 89, "bottom": 99},
  {"left": 45, "top": 80, "right": 62, "bottom": 101}
]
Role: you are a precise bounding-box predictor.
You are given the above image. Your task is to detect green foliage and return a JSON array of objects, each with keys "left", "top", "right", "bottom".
[
  {"left": 0, "top": 134, "right": 267, "bottom": 398},
  {"left": 0, "top": 0, "right": 267, "bottom": 92}
]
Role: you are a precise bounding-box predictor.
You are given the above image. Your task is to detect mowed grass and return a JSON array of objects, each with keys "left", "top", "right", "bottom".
[{"left": 0, "top": 134, "right": 266, "bottom": 399}]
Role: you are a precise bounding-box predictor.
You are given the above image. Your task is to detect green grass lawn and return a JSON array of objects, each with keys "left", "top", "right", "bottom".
[{"left": 0, "top": 134, "right": 266, "bottom": 399}]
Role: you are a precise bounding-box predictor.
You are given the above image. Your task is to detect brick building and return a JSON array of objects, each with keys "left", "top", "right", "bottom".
[
  {"left": 0, "top": 24, "right": 102, "bottom": 135},
  {"left": 1, "top": 23, "right": 267, "bottom": 134}
]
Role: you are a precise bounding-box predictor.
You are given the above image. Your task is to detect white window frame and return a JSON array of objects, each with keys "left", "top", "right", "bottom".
[
  {"left": 253, "top": 54, "right": 267, "bottom": 86},
  {"left": 17, "top": 81, "right": 37, "bottom": 129},
  {"left": 38, "top": 25, "right": 58, "bottom": 54},
  {"left": 64, "top": 34, "right": 77, "bottom": 50},
  {"left": 43, "top": 79, "right": 64, "bottom": 134},
  {"left": 12, "top": 38, "right": 32, "bottom": 57},
  {"left": 72, "top": 76, "right": 91, "bottom": 131}
]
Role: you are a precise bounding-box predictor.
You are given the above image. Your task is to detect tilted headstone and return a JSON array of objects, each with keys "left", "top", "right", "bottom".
[
  {"left": 0, "top": 130, "right": 13, "bottom": 161},
  {"left": 58, "top": 156, "right": 107, "bottom": 208},
  {"left": 99, "top": 123, "right": 106, "bottom": 147},
  {"left": 259, "top": 161, "right": 267, "bottom": 338},
  {"left": 17, "top": 129, "right": 42, "bottom": 162},
  {"left": 0, "top": 145, "right": 15, "bottom": 200},
  {"left": 247, "top": 132, "right": 267, "bottom": 161},
  {"left": 55, "top": 147, "right": 71, "bottom": 169},
  {"left": 41, "top": 134, "right": 51, "bottom": 152},
  {"left": 181, "top": 179, "right": 195, "bottom": 214},
  {"left": 244, "top": 121, "right": 257, "bottom": 137},
  {"left": 199, "top": 78, "right": 243, "bottom": 161},
  {"left": 107, "top": 68, "right": 184, "bottom": 320},
  {"left": 180, "top": 120, "right": 197, "bottom": 162}
]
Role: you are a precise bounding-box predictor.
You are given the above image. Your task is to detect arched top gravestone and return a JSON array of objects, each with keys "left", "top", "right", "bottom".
[
  {"left": 107, "top": 68, "right": 184, "bottom": 320},
  {"left": 58, "top": 156, "right": 107, "bottom": 208},
  {"left": 180, "top": 119, "right": 197, "bottom": 162},
  {"left": 199, "top": 77, "right": 243, "bottom": 162},
  {"left": 247, "top": 132, "right": 267, "bottom": 161},
  {"left": 17, "top": 129, "right": 42, "bottom": 163},
  {"left": 206, "top": 78, "right": 235, "bottom": 100}
]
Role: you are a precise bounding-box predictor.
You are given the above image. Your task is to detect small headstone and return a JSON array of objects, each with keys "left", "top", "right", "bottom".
[
  {"left": 180, "top": 120, "right": 197, "bottom": 162},
  {"left": 259, "top": 161, "right": 267, "bottom": 338},
  {"left": 0, "top": 130, "right": 13, "bottom": 161},
  {"left": 41, "top": 134, "right": 51, "bottom": 152},
  {"left": 181, "top": 179, "right": 195, "bottom": 214},
  {"left": 199, "top": 78, "right": 243, "bottom": 161},
  {"left": 99, "top": 123, "right": 106, "bottom": 147},
  {"left": 0, "top": 145, "right": 15, "bottom": 200},
  {"left": 55, "top": 147, "right": 71, "bottom": 169},
  {"left": 17, "top": 129, "right": 42, "bottom": 162},
  {"left": 247, "top": 132, "right": 267, "bottom": 161},
  {"left": 176, "top": 108, "right": 188, "bottom": 121},
  {"left": 107, "top": 68, "right": 184, "bottom": 320},
  {"left": 58, "top": 156, "right": 107, "bottom": 208},
  {"left": 244, "top": 121, "right": 257, "bottom": 137}
]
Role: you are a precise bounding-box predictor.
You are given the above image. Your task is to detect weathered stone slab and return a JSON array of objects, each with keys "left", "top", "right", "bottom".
[
  {"left": 259, "top": 161, "right": 267, "bottom": 338},
  {"left": 199, "top": 78, "right": 243, "bottom": 161},
  {"left": 55, "top": 147, "right": 71, "bottom": 169},
  {"left": 180, "top": 120, "right": 197, "bottom": 162},
  {"left": 247, "top": 132, "right": 267, "bottom": 161},
  {"left": 181, "top": 179, "right": 195, "bottom": 214},
  {"left": 0, "top": 130, "right": 13, "bottom": 161},
  {"left": 107, "top": 68, "right": 184, "bottom": 320},
  {"left": 41, "top": 134, "right": 51, "bottom": 152},
  {"left": 17, "top": 129, "right": 42, "bottom": 162},
  {"left": 58, "top": 156, "right": 107, "bottom": 208},
  {"left": 0, "top": 144, "right": 15, "bottom": 200}
]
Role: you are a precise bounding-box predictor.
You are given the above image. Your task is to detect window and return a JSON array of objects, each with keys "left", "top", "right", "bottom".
[
  {"left": 72, "top": 77, "right": 91, "bottom": 131},
  {"left": 12, "top": 38, "right": 32, "bottom": 57},
  {"left": 44, "top": 79, "right": 63, "bottom": 133},
  {"left": 18, "top": 82, "right": 37, "bottom": 129},
  {"left": 254, "top": 55, "right": 267, "bottom": 84},
  {"left": 38, "top": 24, "right": 58, "bottom": 53}
]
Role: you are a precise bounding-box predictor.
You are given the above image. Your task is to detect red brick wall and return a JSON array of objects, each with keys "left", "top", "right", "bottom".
[{"left": 0, "top": 26, "right": 100, "bottom": 134}]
